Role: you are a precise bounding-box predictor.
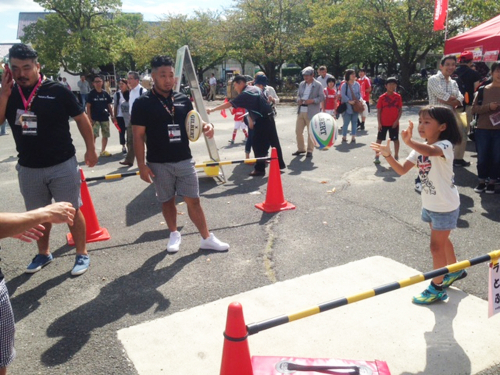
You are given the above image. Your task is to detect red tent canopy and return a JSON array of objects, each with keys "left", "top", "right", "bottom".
[{"left": 444, "top": 14, "right": 500, "bottom": 61}]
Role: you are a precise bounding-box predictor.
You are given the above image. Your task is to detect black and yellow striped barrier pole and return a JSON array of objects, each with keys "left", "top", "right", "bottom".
[
  {"left": 85, "top": 171, "right": 140, "bottom": 182},
  {"left": 246, "top": 249, "right": 500, "bottom": 335},
  {"left": 198, "top": 157, "right": 273, "bottom": 168},
  {"left": 84, "top": 157, "right": 275, "bottom": 182}
]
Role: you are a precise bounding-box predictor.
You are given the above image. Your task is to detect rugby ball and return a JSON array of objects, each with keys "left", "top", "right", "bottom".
[
  {"left": 185, "top": 110, "right": 203, "bottom": 142},
  {"left": 309, "top": 112, "right": 337, "bottom": 150}
]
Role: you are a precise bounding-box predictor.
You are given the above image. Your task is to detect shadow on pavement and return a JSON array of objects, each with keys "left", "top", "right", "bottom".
[
  {"left": 400, "top": 290, "right": 470, "bottom": 375},
  {"left": 41, "top": 250, "right": 202, "bottom": 366},
  {"left": 9, "top": 272, "right": 70, "bottom": 323}
]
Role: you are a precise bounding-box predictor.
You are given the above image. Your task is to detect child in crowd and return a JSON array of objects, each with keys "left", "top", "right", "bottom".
[
  {"left": 371, "top": 105, "right": 466, "bottom": 305},
  {"left": 373, "top": 77, "right": 403, "bottom": 164},
  {"left": 323, "top": 77, "right": 337, "bottom": 116},
  {"left": 229, "top": 107, "right": 248, "bottom": 145}
]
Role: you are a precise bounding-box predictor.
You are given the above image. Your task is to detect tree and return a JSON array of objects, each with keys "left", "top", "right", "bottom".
[
  {"left": 113, "top": 12, "right": 147, "bottom": 74},
  {"left": 450, "top": 0, "right": 500, "bottom": 32},
  {"left": 304, "top": 0, "right": 368, "bottom": 78},
  {"left": 228, "top": 0, "right": 310, "bottom": 85},
  {"left": 141, "top": 11, "right": 227, "bottom": 82},
  {"left": 22, "top": 0, "right": 124, "bottom": 75},
  {"left": 349, "top": 0, "right": 445, "bottom": 90}
]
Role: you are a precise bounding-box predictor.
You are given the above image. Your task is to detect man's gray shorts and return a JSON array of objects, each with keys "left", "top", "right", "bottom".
[
  {"left": 148, "top": 159, "right": 199, "bottom": 202},
  {"left": 16, "top": 156, "right": 82, "bottom": 210}
]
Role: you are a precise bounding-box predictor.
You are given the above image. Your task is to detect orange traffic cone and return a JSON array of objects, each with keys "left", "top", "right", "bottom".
[
  {"left": 67, "top": 168, "right": 110, "bottom": 246},
  {"left": 220, "top": 302, "right": 253, "bottom": 375},
  {"left": 255, "top": 148, "right": 296, "bottom": 213}
]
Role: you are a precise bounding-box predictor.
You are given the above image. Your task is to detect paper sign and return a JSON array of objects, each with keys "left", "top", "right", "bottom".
[
  {"left": 484, "top": 50, "right": 499, "bottom": 62},
  {"left": 488, "top": 262, "right": 500, "bottom": 318}
]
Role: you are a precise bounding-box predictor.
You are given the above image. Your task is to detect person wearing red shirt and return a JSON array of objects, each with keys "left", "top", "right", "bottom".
[
  {"left": 229, "top": 107, "right": 248, "bottom": 145},
  {"left": 374, "top": 77, "right": 402, "bottom": 164},
  {"left": 357, "top": 68, "right": 372, "bottom": 130},
  {"left": 322, "top": 77, "right": 337, "bottom": 115}
]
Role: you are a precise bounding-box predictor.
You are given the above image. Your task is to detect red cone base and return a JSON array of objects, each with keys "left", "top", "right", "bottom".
[
  {"left": 255, "top": 148, "right": 295, "bottom": 213},
  {"left": 67, "top": 169, "right": 110, "bottom": 246},
  {"left": 220, "top": 302, "right": 253, "bottom": 375}
]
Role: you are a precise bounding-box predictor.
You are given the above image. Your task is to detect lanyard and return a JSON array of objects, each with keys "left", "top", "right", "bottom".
[
  {"left": 17, "top": 74, "right": 43, "bottom": 112},
  {"left": 152, "top": 88, "right": 175, "bottom": 123}
]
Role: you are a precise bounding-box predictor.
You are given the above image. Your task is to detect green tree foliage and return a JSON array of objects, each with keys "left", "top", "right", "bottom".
[
  {"left": 18, "top": 0, "right": 500, "bottom": 90},
  {"left": 114, "top": 12, "right": 147, "bottom": 74},
  {"left": 227, "top": 0, "right": 310, "bottom": 85},
  {"left": 303, "top": 0, "right": 367, "bottom": 78},
  {"left": 451, "top": 0, "right": 500, "bottom": 32},
  {"left": 307, "top": 0, "right": 444, "bottom": 89},
  {"left": 22, "top": 0, "right": 123, "bottom": 75},
  {"left": 140, "top": 11, "right": 227, "bottom": 81}
]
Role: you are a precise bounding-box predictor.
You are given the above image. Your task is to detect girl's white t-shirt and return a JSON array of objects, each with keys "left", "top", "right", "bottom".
[{"left": 407, "top": 140, "right": 460, "bottom": 212}]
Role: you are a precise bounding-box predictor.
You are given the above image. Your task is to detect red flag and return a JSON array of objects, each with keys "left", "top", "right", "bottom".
[
  {"left": 433, "top": 0, "right": 448, "bottom": 31},
  {"left": 220, "top": 98, "right": 228, "bottom": 118}
]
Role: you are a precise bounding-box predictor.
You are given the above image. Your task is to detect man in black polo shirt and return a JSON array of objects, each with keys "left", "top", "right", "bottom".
[
  {"left": 131, "top": 55, "right": 229, "bottom": 253},
  {"left": 86, "top": 75, "right": 113, "bottom": 157},
  {"left": 207, "top": 75, "right": 286, "bottom": 176},
  {"left": 0, "top": 43, "right": 98, "bottom": 276}
]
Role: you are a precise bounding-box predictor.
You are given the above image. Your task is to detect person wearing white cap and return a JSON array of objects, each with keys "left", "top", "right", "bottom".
[{"left": 293, "top": 66, "right": 325, "bottom": 158}]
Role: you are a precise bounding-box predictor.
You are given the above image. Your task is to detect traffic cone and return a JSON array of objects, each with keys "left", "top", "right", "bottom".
[
  {"left": 220, "top": 302, "right": 253, "bottom": 375},
  {"left": 255, "top": 148, "right": 296, "bottom": 213},
  {"left": 67, "top": 168, "right": 110, "bottom": 246}
]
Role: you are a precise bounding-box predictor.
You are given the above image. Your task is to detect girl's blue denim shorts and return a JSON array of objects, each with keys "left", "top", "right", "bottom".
[{"left": 421, "top": 207, "right": 459, "bottom": 231}]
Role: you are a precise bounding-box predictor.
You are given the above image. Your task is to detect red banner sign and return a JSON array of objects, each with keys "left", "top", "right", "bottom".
[{"left": 433, "top": 0, "right": 448, "bottom": 31}]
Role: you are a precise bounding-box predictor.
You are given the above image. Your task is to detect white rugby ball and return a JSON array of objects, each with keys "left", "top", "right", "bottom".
[
  {"left": 185, "top": 110, "right": 203, "bottom": 142},
  {"left": 309, "top": 112, "right": 337, "bottom": 150}
]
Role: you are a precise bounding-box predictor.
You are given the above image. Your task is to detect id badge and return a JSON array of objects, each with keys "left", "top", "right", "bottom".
[
  {"left": 20, "top": 112, "right": 38, "bottom": 136},
  {"left": 168, "top": 123, "right": 181, "bottom": 143},
  {"left": 15, "top": 109, "right": 34, "bottom": 125}
]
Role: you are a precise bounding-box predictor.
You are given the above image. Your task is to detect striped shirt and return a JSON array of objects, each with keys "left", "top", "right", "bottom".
[{"left": 427, "top": 71, "right": 464, "bottom": 109}]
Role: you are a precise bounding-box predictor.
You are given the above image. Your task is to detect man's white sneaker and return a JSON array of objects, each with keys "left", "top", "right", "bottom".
[
  {"left": 200, "top": 233, "right": 229, "bottom": 251},
  {"left": 167, "top": 231, "right": 181, "bottom": 253}
]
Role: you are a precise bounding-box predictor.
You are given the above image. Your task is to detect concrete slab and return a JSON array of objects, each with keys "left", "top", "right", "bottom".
[{"left": 118, "top": 256, "right": 499, "bottom": 375}]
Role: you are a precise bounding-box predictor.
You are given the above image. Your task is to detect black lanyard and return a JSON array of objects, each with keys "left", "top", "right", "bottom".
[{"left": 152, "top": 88, "right": 175, "bottom": 124}]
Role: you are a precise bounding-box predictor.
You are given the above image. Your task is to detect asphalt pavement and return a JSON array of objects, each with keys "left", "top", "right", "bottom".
[{"left": 0, "top": 101, "right": 499, "bottom": 374}]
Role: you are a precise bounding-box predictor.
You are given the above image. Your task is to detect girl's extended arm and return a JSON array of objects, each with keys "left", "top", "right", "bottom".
[
  {"left": 401, "top": 121, "right": 444, "bottom": 157},
  {"left": 370, "top": 140, "right": 415, "bottom": 175}
]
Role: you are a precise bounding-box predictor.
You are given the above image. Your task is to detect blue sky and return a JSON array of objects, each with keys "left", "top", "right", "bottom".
[{"left": 0, "top": 0, "right": 232, "bottom": 43}]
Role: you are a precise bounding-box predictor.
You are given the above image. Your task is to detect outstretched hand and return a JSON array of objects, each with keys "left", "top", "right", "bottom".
[
  {"left": 202, "top": 122, "right": 214, "bottom": 139},
  {"left": 45, "top": 202, "right": 76, "bottom": 225},
  {"left": 370, "top": 140, "right": 392, "bottom": 157},
  {"left": 12, "top": 224, "right": 45, "bottom": 243},
  {"left": 401, "top": 121, "right": 414, "bottom": 146}
]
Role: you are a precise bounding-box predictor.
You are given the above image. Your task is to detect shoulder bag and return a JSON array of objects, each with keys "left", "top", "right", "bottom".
[{"left": 349, "top": 84, "right": 364, "bottom": 113}]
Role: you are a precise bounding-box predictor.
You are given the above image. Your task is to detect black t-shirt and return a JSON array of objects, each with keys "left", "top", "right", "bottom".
[
  {"left": 87, "top": 89, "right": 112, "bottom": 121},
  {"left": 6, "top": 78, "right": 83, "bottom": 168},
  {"left": 454, "top": 65, "right": 481, "bottom": 105},
  {"left": 131, "top": 90, "right": 193, "bottom": 163},
  {"left": 230, "top": 85, "right": 273, "bottom": 121}
]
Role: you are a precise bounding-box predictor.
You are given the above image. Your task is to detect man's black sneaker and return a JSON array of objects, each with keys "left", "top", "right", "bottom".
[
  {"left": 453, "top": 159, "right": 471, "bottom": 167},
  {"left": 474, "top": 182, "right": 486, "bottom": 193}
]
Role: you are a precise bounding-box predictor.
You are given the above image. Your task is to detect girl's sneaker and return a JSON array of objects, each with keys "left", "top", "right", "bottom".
[
  {"left": 442, "top": 269, "right": 467, "bottom": 288},
  {"left": 412, "top": 284, "right": 448, "bottom": 305}
]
